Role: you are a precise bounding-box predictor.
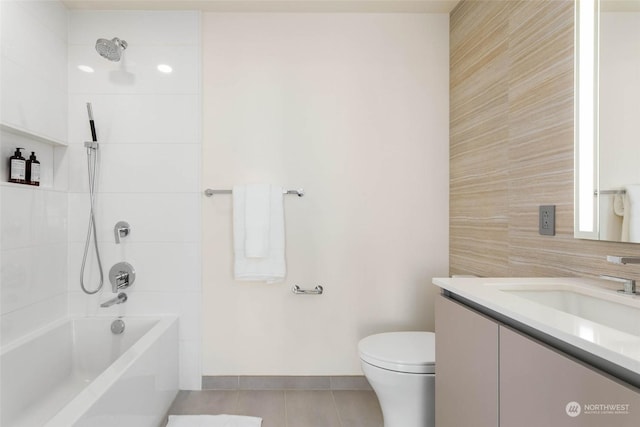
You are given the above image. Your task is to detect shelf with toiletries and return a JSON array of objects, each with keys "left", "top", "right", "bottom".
[
  {"left": 8, "top": 147, "right": 40, "bottom": 186},
  {"left": 1, "top": 125, "right": 68, "bottom": 191}
]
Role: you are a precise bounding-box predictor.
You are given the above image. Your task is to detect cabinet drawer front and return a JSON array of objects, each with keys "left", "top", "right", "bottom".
[
  {"left": 500, "top": 326, "right": 640, "bottom": 427},
  {"left": 435, "top": 295, "right": 499, "bottom": 427}
]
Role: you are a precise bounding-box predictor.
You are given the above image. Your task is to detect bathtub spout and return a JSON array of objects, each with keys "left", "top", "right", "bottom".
[{"left": 100, "top": 292, "right": 127, "bottom": 308}]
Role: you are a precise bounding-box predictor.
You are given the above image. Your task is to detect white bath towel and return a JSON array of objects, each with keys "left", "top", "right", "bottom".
[
  {"left": 243, "top": 184, "right": 271, "bottom": 257},
  {"left": 166, "top": 414, "right": 262, "bottom": 427},
  {"left": 233, "top": 184, "right": 286, "bottom": 283},
  {"left": 622, "top": 185, "right": 640, "bottom": 242}
]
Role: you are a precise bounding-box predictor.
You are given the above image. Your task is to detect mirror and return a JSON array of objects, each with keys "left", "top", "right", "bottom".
[{"left": 575, "top": 0, "right": 640, "bottom": 242}]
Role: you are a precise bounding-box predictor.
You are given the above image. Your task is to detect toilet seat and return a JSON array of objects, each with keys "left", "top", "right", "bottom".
[{"left": 358, "top": 331, "right": 435, "bottom": 374}]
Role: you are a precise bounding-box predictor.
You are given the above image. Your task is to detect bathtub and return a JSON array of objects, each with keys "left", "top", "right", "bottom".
[{"left": 0, "top": 316, "right": 178, "bottom": 427}]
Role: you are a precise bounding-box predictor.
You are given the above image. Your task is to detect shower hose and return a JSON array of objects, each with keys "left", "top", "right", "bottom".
[{"left": 79, "top": 144, "right": 104, "bottom": 294}]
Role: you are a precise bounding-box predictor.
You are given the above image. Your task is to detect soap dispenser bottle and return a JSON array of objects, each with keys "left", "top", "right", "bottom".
[
  {"left": 8, "top": 147, "right": 26, "bottom": 184},
  {"left": 26, "top": 151, "right": 40, "bottom": 186}
]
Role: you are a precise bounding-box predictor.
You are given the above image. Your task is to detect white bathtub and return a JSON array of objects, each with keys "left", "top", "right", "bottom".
[{"left": 0, "top": 316, "right": 179, "bottom": 427}]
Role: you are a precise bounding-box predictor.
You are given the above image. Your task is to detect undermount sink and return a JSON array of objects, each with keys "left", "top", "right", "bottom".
[{"left": 501, "top": 288, "right": 640, "bottom": 337}]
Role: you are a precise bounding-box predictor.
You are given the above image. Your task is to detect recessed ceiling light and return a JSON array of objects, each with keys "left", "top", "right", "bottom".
[
  {"left": 78, "top": 65, "right": 94, "bottom": 73},
  {"left": 157, "top": 64, "right": 173, "bottom": 74}
]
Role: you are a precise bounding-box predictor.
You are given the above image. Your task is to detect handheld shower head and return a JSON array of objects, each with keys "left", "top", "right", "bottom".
[
  {"left": 86, "top": 102, "right": 97, "bottom": 142},
  {"left": 95, "top": 37, "right": 128, "bottom": 62},
  {"left": 86, "top": 102, "right": 94, "bottom": 121}
]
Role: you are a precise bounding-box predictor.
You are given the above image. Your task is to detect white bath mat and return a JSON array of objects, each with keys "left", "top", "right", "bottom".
[{"left": 166, "top": 414, "right": 262, "bottom": 427}]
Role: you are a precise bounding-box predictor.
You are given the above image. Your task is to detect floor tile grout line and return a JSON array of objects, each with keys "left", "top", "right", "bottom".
[
  {"left": 331, "top": 390, "right": 345, "bottom": 427},
  {"left": 283, "top": 390, "right": 289, "bottom": 427}
]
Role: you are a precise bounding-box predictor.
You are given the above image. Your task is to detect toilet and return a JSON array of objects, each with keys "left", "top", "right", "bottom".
[{"left": 358, "top": 331, "right": 435, "bottom": 427}]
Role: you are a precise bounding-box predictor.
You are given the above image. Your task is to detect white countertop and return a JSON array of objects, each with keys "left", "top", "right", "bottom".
[{"left": 432, "top": 277, "right": 640, "bottom": 378}]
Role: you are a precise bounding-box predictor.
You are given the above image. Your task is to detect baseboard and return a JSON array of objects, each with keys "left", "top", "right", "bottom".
[{"left": 201, "top": 375, "right": 372, "bottom": 391}]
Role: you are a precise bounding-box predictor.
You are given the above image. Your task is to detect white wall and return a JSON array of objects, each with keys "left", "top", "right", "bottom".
[
  {"left": 1, "top": 0, "right": 68, "bottom": 345},
  {"left": 202, "top": 13, "right": 449, "bottom": 375},
  {"left": 66, "top": 10, "right": 202, "bottom": 389},
  {"left": 598, "top": 12, "right": 640, "bottom": 241}
]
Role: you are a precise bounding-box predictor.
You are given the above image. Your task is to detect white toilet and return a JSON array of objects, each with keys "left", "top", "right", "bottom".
[{"left": 358, "top": 331, "right": 435, "bottom": 427}]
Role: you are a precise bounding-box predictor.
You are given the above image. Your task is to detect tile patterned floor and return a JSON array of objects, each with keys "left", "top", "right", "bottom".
[{"left": 163, "top": 390, "right": 383, "bottom": 427}]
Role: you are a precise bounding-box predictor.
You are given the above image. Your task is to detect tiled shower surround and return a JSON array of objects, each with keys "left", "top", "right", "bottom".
[
  {"left": 0, "top": 4, "right": 202, "bottom": 390},
  {"left": 65, "top": 10, "right": 202, "bottom": 390}
]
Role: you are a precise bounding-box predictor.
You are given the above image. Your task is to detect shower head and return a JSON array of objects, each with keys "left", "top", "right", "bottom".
[{"left": 95, "top": 37, "right": 128, "bottom": 62}]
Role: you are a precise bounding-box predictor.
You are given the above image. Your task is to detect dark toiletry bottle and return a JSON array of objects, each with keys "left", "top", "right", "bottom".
[
  {"left": 9, "top": 147, "right": 26, "bottom": 184},
  {"left": 26, "top": 151, "right": 40, "bottom": 186}
]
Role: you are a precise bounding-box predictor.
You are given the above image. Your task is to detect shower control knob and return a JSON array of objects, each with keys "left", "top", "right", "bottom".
[
  {"left": 109, "top": 262, "right": 135, "bottom": 293},
  {"left": 114, "top": 221, "right": 131, "bottom": 244}
]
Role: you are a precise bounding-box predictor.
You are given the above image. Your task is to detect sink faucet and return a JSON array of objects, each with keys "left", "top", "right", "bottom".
[
  {"left": 600, "top": 275, "right": 637, "bottom": 295},
  {"left": 605, "top": 255, "right": 639, "bottom": 295},
  {"left": 100, "top": 292, "right": 127, "bottom": 307},
  {"left": 606, "top": 256, "right": 640, "bottom": 265}
]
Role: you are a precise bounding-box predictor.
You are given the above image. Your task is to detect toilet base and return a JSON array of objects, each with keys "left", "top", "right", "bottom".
[{"left": 361, "top": 361, "right": 435, "bottom": 427}]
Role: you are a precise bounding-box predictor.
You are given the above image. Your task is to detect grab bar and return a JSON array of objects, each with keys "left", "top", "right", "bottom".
[{"left": 292, "top": 285, "right": 323, "bottom": 295}]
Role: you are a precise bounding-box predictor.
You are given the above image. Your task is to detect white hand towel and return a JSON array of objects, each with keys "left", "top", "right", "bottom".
[
  {"left": 233, "top": 184, "right": 286, "bottom": 283},
  {"left": 613, "top": 193, "right": 625, "bottom": 217},
  {"left": 622, "top": 185, "right": 640, "bottom": 242}
]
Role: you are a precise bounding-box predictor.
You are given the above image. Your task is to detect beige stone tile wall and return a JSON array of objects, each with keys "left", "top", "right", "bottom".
[{"left": 450, "top": 0, "right": 640, "bottom": 279}]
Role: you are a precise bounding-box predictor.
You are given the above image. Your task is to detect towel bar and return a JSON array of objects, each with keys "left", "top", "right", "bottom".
[
  {"left": 292, "top": 285, "right": 323, "bottom": 295},
  {"left": 595, "top": 189, "right": 626, "bottom": 196},
  {"left": 204, "top": 188, "right": 304, "bottom": 197}
]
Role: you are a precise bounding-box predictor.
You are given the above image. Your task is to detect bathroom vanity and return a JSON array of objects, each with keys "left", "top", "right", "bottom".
[{"left": 433, "top": 277, "right": 640, "bottom": 427}]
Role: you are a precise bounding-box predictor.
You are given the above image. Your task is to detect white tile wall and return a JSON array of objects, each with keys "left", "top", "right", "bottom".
[
  {"left": 1, "top": 243, "right": 67, "bottom": 313},
  {"left": 66, "top": 143, "right": 200, "bottom": 193},
  {"left": 0, "top": 0, "right": 67, "bottom": 142},
  {"left": 68, "top": 242, "right": 201, "bottom": 292},
  {"left": 68, "top": 11, "right": 200, "bottom": 45},
  {"left": 0, "top": 185, "right": 68, "bottom": 345},
  {"left": 68, "top": 93, "right": 200, "bottom": 144},
  {"left": 0, "top": 293, "right": 67, "bottom": 346},
  {"left": 0, "top": 0, "right": 69, "bottom": 345},
  {"left": 16, "top": 0, "right": 69, "bottom": 38},
  {"left": 2, "top": 4, "right": 202, "bottom": 391},
  {"left": 67, "top": 10, "right": 202, "bottom": 390},
  {"left": 0, "top": 2, "right": 67, "bottom": 89},
  {"left": 68, "top": 45, "right": 200, "bottom": 95},
  {"left": 67, "top": 193, "right": 200, "bottom": 243}
]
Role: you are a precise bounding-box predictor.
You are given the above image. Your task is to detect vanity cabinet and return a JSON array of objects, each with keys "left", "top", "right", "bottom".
[
  {"left": 500, "top": 326, "right": 640, "bottom": 427},
  {"left": 435, "top": 295, "right": 499, "bottom": 427},
  {"left": 436, "top": 294, "right": 640, "bottom": 427}
]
